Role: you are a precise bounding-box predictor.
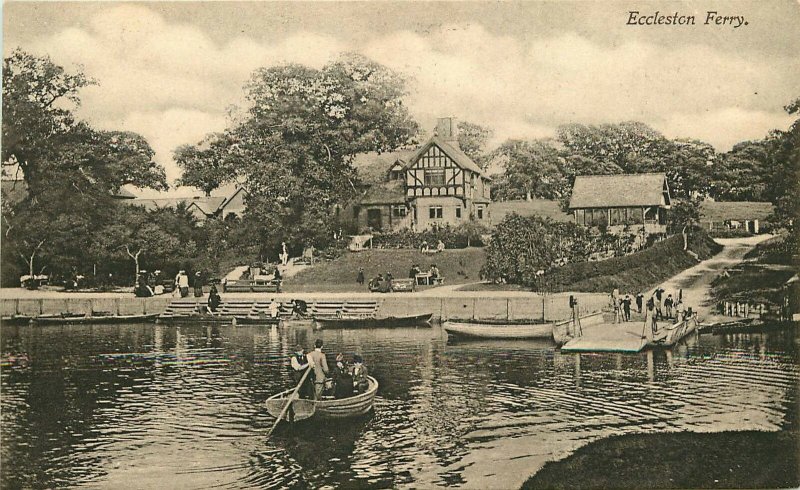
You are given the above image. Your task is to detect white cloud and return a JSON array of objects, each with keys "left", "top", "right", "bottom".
[{"left": 5, "top": 5, "right": 796, "bottom": 194}]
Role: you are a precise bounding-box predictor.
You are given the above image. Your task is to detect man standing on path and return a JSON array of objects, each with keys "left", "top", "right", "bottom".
[
  {"left": 636, "top": 293, "right": 644, "bottom": 314},
  {"left": 654, "top": 287, "right": 664, "bottom": 320},
  {"left": 622, "top": 295, "right": 632, "bottom": 321},
  {"left": 193, "top": 271, "right": 204, "bottom": 297},
  {"left": 664, "top": 294, "right": 674, "bottom": 319},
  {"left": 307, "top": 339, "right": 329, "bottom": 400}
]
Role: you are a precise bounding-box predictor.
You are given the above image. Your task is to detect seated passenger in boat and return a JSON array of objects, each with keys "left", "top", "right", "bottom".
[
  {"left": 332, "top": 353, "right": 354, "bottom": 399},
  {"left": 351, "top": 355, "right": 369, "bottom": 394}
]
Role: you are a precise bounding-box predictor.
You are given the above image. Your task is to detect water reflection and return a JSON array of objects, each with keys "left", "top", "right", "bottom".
[{"left": 1, "top": 322, "right": 797, "bottom": 488}]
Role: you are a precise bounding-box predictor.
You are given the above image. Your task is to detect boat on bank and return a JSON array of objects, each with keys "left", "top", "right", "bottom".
[
  {"left": 443, "top": 319, "right": 554, "bottom": 339},
  {"left": 1, "top": 315, "right": 33, "bottom": 326},
  {"left": 33, "top": 313, "right": 159, "bottom": 325},
  {"left": 314, "top": 313, "right": 432, "bottom": 329},
  {"left": 265, "top": 376, "right": 379, "bottom": 421}
]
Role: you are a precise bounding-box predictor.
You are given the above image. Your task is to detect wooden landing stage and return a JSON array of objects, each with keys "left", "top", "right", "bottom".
[{"left": 560, "top": 312, "right": 698, "bottom": 353}]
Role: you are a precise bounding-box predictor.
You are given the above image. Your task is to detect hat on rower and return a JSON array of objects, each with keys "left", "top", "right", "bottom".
[{"left": 353, "top": 354, "right": 363, "bottom": 364}]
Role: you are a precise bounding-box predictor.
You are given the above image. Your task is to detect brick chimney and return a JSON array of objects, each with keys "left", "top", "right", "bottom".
[{"left": 434, "top": 117, "right": 459, "bottom": 146}]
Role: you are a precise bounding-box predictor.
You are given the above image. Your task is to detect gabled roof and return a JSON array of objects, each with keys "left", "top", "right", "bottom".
[
  {"left": 352, "top": 151, "right": 413, "bottom": 185},
  {"left": 359, "top": 181, "right": 406, "bottom": 205},
  {"left": 404, "top": 137, "right": 488, "bottom": 178},
  {"left": 569, "top": 173, "right": 670, "bottom": 209},
  {"left": 699, "top": 201, "right": 774, "bottom": 221}
]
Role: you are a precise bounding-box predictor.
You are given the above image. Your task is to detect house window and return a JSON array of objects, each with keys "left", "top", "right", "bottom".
[
  {"left": 392, "top": 205, "right": 407, "bottom": 218},
  {"left": 477, "top": 206, "right": 484, "bottom": 220},
  {"left": 424, "top": 169, "right": 445, "bottom": 186},
  {"left": 390, "top": 170, "right": 403, "bottom": 181},
  {"left": 429, "top": 206, "right": 443, "bottom": 219},
  {"left": 455, "top": 207, "right": 462, "bottom": 219}
]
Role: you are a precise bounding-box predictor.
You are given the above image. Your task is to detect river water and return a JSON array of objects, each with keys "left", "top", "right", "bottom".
[{"left": 1, "top": 322, "right": 797, "bottom": 488}]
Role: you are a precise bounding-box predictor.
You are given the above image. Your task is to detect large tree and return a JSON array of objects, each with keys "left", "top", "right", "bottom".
[{"left": 176, "top": 53, "right": 419, "bottom": 254}]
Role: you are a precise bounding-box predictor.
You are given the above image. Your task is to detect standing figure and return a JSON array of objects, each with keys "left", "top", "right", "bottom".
[
  {"left": 207, "top": 284, "right": 222, "bottom": 312},
  {"left": 307, "top": 339, "right": 329, "bottom": 400},
  {"left": 289, "top": 345, "right": 314, "bottom": 399},
  {"left": 269, "top": 298, "right": 280, "bottom": 318},
  {"left": 622, "top": 295, "right": 632, "bottom": 322},
  {"left": 664, "top": 294, "right": 674, "bottom": 319},
  {"left": 193, "top": 271, "right": 204, "bottom": 297},
  {"left": 351, "top": 355, "right": 370, "bottom": 394},
  {"left": 654, "top": 287, "right": 664, "bottom": 320},
  {"left": 175, "top": 270, "right": 190, "bottom": 298},
  {"left": 356, "top": 267, "right": 365, "bottom": 286},
  {"left": 636, "top": 293, "right": 644, "bottom": 314},
  {"left": 280, "top": 242, "right": 289, "bottom": 266}
]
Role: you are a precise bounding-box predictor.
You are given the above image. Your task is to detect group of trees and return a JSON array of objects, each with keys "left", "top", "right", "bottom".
[
  {"left": 1, "top": 50, "right": 190, "bottom": 286},
  {"left": 486, "top": 116, "right": 799, "bottom": 222}
]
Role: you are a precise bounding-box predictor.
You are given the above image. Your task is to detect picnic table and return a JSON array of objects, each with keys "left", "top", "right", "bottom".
[{"left": 415, "top": 273, "right": 444, "bottom": 286}]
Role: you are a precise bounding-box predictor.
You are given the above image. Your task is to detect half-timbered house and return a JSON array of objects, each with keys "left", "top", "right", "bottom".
[{"left": 353, "top": 117, "right": 492, "bottom": 231}]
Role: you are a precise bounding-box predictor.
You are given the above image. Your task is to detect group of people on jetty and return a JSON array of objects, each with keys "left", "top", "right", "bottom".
[
  {"left": 611, "top": 286, "right": 691, "bottom": 323},
  {"left": 290, "top": 339, "right": 369, "bottom": 400}
]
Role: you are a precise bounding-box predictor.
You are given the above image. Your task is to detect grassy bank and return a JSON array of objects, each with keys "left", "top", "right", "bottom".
[
  {"left": 523, "top": 430, "right": 799, "bottom": 490},
  {"left": 281, "top": 248, "right": 486, "bottom": 292},
  {"left": 545, "top": 229, "right": 722, "bottom": 293}
]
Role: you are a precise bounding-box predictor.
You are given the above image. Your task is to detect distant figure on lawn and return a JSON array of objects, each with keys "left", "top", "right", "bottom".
[
  {"left": 429, "top": 264, "right": 440, "bottom": 280},
  {"left": 356, "top": 267, "right": 365, "bottom": 286},
  {"left": 369, "top": 274, "right": 384, "bottom": 290},
  {"left": 409, "top": 264, "right": 421, "bottom": 279},
  {"left": 436, "top": 240, "right": 445, "bottom": 253},
  {"left": 420, "top": 240, "right": 429, "bottom": 253}
]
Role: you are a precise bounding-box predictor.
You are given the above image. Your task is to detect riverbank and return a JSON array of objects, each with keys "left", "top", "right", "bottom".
[{"left": 522, "top": 430, "right": 799, "bottom": 489}]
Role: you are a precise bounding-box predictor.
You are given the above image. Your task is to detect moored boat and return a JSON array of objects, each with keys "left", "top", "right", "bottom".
[
  {"left": 232, "top": 315, "right": 282, "bottom": 326},
  {"left": 314, "top": 313, "right": 432, "bottom": 329},
  {"left": 265, "top": 376, "right": 379, "bottom": 421},
  {"left": 443, "top": 319, "right": 554, "bottom": 339},
  {"left": 33, "top": 313, "right": 159, "bottom": 325},
  {"left": 156, "top": 314, "right": 234, "bottom": 325},
  {"left": 1, "top": 315, "right": 33, "bottom": 326}
]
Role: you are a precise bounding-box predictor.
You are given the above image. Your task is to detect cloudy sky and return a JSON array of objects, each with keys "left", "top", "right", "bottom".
[{"left": 4, "top": 1, "right": 799, "bottom": 196}]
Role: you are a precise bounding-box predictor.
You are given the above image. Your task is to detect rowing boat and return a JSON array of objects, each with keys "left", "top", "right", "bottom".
[
  {"left": 314, "top": 313, "right": 432, "bottom": 329},
  {"left": 443, "top": 319, "right": 554, "bottom": 339},
  {"left": 33, "top": 313, "right": 159, "bottom": 325},
  {"left": 265, "top": 376, "right": 379, "bottom": 421},
  {"left": 232, "top": 315, "right": 282, "bottom": 326},
  {"left": 155, "top": 314, "right": 234, "bottom": 325},
  {"left": 1, "top": 315, "right": 33, "bottom": 326}
]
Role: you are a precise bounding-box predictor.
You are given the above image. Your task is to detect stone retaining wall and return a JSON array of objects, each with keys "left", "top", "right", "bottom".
[{"left": 1, "top": 292, "right": 609, "bottom": 322}]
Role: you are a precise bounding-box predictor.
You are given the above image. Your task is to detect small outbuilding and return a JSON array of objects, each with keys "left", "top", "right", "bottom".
[
  {"left": 698, "top": 201, "right": 774, "bottom": 234},
  {"left": 568, "top": 173, "right": 671, "bottom": 235}
]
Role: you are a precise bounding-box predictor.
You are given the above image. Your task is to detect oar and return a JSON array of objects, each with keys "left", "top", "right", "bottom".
[{"left": 267, "top": 367, "right": 312, "bottom": 438}]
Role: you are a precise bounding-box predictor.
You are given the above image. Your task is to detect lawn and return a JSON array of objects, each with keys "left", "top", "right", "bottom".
[{"left": 281, "top": 248, "right": 487, "bottom": 292}]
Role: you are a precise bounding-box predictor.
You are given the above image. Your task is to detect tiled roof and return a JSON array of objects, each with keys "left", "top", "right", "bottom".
[
  {"left": 568, "top": 173, "right": 669, "bottom": 209},
  {"left": 352, "top": 151, "right": 412, "bottom": 185},
  {"left": 699, "top": 201, "right": 774, "bottom": 221}
]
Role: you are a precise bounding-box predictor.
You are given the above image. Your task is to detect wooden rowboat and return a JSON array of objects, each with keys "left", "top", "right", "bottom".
[
  {"left": 443, "top": 320, "right": 554, "bottom": 339},
  {"left": 33, "top": 313, "right": 159, "bottom": 325},
  {"left": 1, "top": 315, "right": 33, "bottom": 326},
  {"left": 156, "top": 314, "right": 233, "bottom": 325},
  {"left": 314, "top": 313, "right": 432, "bottom": 330},
  {"left": 232, "top": 315, "right": 282, "bottom": 326},
  {"left": 265, "top": 376, "right": 379, "bottom": 421}
]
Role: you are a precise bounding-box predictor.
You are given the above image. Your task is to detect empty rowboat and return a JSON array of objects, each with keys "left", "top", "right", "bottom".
[
  {"left": 265, "top": 376, "right": 379, "bottom": 421},
  {"left": 33, "top": 313, "right": 159, "bottom": 325},
  {"left": 443, "top": 319, "right": 554, "bottom": 339}
]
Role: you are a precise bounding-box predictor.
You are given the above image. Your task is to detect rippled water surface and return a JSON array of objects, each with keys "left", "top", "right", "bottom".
[{"left": 1, "top": 322, "right": 797, "bottom": 488}]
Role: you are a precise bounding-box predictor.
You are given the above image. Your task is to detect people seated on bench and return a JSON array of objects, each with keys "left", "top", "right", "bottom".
[
  {"left": 368, "top": 274, "right": 384, "bottom": 291},
  {"left": 429, "top": 264, "right": 440, "bottom": 281},
  {"left": 409, "top": 264, "right": 421, "bottom": 279},
  {"left": 134, "top": 271, "right": 154, "bottom": 297},
  {"left": 291, "top": 299, "right": 308, "bottom": 317}
]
